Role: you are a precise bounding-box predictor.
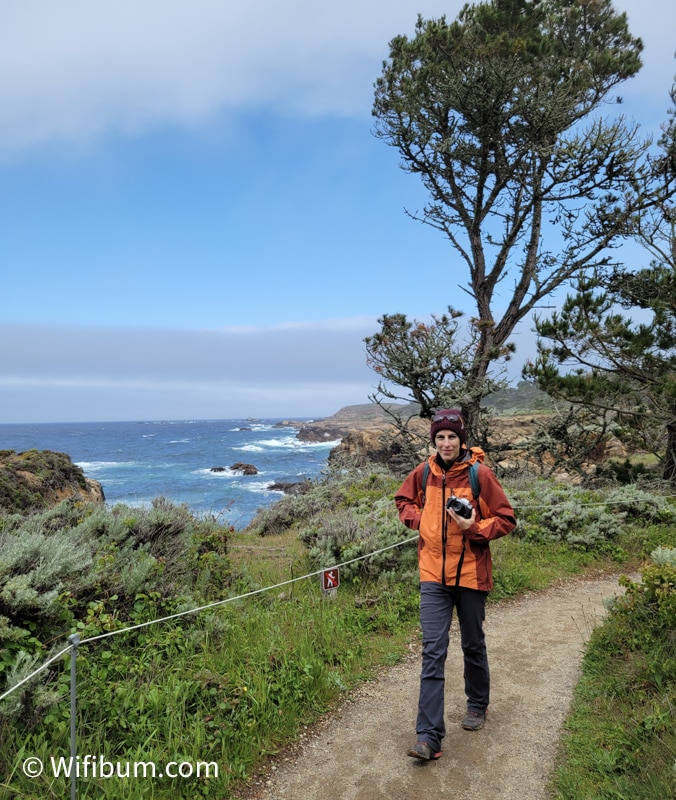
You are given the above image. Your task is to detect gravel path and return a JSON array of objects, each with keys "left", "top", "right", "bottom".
[{"left": 235, "top": 575, "right": 625, "bottom": 800}]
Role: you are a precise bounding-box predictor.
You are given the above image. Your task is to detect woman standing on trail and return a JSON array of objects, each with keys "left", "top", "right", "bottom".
[{"left": 395, "top": 409, "right": 516, "bottom": 761}]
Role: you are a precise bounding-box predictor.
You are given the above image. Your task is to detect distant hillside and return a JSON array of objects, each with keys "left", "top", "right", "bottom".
[
  {"left": 482, "top": 381, "right": 556, "bottom": 414},
  {"left": 298, "top": 384, "right": 553, "bottom": 442}
]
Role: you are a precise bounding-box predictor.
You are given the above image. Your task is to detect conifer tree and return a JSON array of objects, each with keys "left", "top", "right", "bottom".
[
  {"left": 525, "top": 75, "right": 676, "bottom": 482},
  {"left": 370, "top": 0, "right": 673, "bottom": 435}
]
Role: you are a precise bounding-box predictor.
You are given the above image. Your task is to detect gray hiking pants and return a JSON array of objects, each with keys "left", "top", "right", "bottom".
[{"left": 416, "top": 582, "right": 489, "bottom": 751}]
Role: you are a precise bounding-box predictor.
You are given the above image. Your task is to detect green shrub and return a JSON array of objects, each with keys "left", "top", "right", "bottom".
[
  {"left": 554, "top": 552, "right": 676, "bottom": 798},
  {"left": 305, "top": 496, "right": 418, "bottom": 582},
  {"left": 509, "top": 482, "right": 674, "bottom": 553},
  {"left": 246, "top": 468, "right": 400, "bottom": 540},
  {"left": 603, "top": 485, "right": 675, "bottom": 524},
  {"left": 510, "top": 482, "right": 618, "bottom": 549},
  {"left": 0, "top": 450, "right": 89, "bottom": 512},
  {"left": 0, "top": 498, "right": 233, "bottom": 724},
  {"left": 651, "top": 545, "right": 676, "bottom": 567},
  {"left": 594, "top": 458, "right": 657, "bottom": 484}
]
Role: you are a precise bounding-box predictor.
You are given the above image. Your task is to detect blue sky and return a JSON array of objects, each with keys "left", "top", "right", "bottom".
[{"left": 1, "top": 0, "right": 674, "bottom": 423}]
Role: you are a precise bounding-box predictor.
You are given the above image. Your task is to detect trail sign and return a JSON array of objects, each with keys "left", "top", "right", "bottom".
[{"left": 321, "top": 567, "right": 340, "bottom": 592}]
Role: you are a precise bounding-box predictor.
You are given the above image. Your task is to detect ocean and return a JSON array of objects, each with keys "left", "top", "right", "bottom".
[{"left": 0, "top": 419, "right": 341, "bottom": 528}]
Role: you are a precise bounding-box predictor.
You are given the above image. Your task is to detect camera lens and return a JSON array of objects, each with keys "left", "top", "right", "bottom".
[{"left": 446, "top": 496, "right": 473, "bottom": 519}]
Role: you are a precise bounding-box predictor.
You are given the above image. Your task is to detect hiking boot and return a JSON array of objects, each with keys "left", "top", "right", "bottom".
[
  {"left": 461, "top": 710, "right": 486, "bottom": 731},
  {"left": 407, "top": 741, "right": 442, "bottom": 760}
]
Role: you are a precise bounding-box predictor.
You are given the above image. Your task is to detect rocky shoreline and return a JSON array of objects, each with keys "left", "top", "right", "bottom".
[
  {"left": 280, "top": 403, "right": 633, "bottom": 480},
  {"left": 276, "top": 403, "right": 400, "bottom": 443}
]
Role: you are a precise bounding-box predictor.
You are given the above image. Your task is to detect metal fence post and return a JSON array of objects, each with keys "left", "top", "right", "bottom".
[{"left": 68, "top": 633, "right": 80, "bottom": 800}]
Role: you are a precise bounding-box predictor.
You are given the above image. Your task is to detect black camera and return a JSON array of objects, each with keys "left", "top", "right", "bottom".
[{"left": 446, "top": 495, "right": 474, "bottom": 519}]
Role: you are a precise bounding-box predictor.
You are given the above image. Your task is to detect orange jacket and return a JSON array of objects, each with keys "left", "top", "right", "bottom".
[{"left": 395, "top": 448, "right": 516, "bottom": 591}]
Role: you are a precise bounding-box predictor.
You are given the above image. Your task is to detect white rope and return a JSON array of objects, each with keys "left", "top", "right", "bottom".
[
  {"left": 0, "top": 644, "right": 73, "bottom": 703},
  {"left": 0, "top": 534, "right": 420, "bottom": 700},
  {"left": 80, "top": 534, "right": 419, "bottom": 645},
  {"left": 2, "top": 491, "right": 674, "bottom": 701},
  {"left": 510, "top": 494, "right": 676, "bottom": 511}
]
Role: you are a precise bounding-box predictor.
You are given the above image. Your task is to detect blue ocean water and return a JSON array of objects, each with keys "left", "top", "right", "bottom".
[{"left": 0, "top": 419, "right": 340, "bottom": 528}]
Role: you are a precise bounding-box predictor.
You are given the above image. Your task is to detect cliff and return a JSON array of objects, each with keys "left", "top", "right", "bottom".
[
  {"left": 296, "top": 404, "right": 406, "bottom": 443},
  {"left": 0, "top": 449, "right": 105, "bottom": 513},
  {"left": 296, "top": 405, "right": 632, "bottom": 476},
  {"left": 296, "top": 404, "right": 426, "bottom": 471}
]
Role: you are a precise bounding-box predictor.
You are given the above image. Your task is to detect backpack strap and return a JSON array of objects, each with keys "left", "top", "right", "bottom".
[
  {"left": 468, "top": 461, "right": 480, "bottom": 500},
  {"left": 421, "top": 460, "right": 480, "bottom": 505},
  {"left": 421, "top": 462, "right": 430, "bottom": 506}
]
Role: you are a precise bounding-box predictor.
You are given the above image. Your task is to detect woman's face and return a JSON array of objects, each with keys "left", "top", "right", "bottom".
[{"left": 434, "top": 430, "right": 462, "bottom": 462}]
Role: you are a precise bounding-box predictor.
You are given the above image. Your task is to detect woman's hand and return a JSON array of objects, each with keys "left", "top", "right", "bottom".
[{"left": 446, "top": 505, "right": 476, "bottom": 530}]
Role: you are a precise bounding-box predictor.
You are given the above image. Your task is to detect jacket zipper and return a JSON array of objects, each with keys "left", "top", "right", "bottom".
[{"left": 441, "top": 472, "right": 447, "bottom": 585}]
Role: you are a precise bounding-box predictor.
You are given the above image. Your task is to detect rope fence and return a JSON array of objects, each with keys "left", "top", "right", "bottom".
[
  {"left": 0, "top": 534, "right": 420, "bottom": 703},
  {"left": 2, "top": 493, "right": 675, "bottom": 703},
  {"left": 1, "top": 492, "right": 673, "bottom": 798}
]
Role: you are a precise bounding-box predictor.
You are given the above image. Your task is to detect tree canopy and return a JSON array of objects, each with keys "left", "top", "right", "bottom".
[
  {"left": 371, "top": 0, "right": 672, "bottom": 433},
  {"left": 525, "top": 74, "right": 676, "bottom": 482},
  {"left": 524, "top": 261, "right": 675, "bottom": 481}
]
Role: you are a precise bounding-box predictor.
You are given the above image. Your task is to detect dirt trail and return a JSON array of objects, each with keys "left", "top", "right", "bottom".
[{"left": 234, "top": 575, "right": 627, "bottom": 800}]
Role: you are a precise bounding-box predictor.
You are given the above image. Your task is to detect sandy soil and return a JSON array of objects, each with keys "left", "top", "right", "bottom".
[{"left": 233, "top": 575, "right": 626, "bottom": 800}]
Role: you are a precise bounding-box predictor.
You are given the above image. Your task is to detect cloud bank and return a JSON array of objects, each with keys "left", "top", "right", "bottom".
[
  {"left": 0, "top": 319, "right": 381, "bottom": 422},
  {"left": 0, "top": 0, "right": 449, "bottom": 152},
  {"left": 1, "top": 0, "right": 672, "bottom": 153}
]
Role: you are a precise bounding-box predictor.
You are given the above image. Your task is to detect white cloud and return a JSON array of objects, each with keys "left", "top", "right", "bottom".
[
  {"left": 2, "top": 0, "right": 671, "bottom": 153},
  {"left": 0, "top": 0, "right": 449, "bottom": 151}
]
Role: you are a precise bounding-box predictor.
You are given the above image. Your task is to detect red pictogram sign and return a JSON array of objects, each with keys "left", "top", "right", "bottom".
[{"left": 321, "top": 568, "right": 340, "bottom": 591}]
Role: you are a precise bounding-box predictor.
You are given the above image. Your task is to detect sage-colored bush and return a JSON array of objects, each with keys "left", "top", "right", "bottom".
[
  {"left": 651, "top": 545, "right": 676, "bottom": 567},
  {"left": 509, "top": 482, "right": 674, "bottom": 551},
  {"left": 305, "top": 496, "right": 418, "bottom": 582},
  {"left": 0, "top": 497, "right": 232, "bottom": 721}
]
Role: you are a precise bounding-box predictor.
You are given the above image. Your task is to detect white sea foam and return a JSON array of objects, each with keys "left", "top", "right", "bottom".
[
  {"left": 257, "top": 436, "right": 302, "bottom": 448},
  {"left": 245, "top": 480, "right": 279, "bottom": 494},
  {"left": 235, "top": 437, "right": 341, "bottom": 451},
  {"left": 77, "top": 460, "right": 140, "bottom": 470}
]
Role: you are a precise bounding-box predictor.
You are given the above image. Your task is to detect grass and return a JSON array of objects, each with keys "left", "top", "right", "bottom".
[
  {"left": 0, "top": 476, "right": 674, "bottom": 799},
  {"left": 0, "top": 531, "right": 419, "bottom": 799},
  {"left": 550, "top": 528, "right": 676, "bottom": 799}
]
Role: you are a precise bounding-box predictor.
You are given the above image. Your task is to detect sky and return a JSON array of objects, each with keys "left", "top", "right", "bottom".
[{"left": 1, "top": 0, "right": 674, "bottom": 423}]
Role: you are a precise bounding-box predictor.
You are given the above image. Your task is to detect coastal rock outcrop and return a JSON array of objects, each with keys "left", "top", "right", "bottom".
[
  {"left": 230, "top": 462, "right": 259, "bottom": 475},
  {"left": 297, "top": 404, "right": 404, "bottom": 444},
  {"left": 268, "top": 480, "right": 313, "bottom": 495},
  {"left": 0, "top": 449, "right": 105, "bottom": 513}
]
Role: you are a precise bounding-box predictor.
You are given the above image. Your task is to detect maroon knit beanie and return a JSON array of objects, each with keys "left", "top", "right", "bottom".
[{"left": 430, "top": 409, "right": 467, "bottom": 445}]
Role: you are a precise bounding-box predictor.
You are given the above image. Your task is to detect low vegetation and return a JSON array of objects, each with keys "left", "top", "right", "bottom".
[
  {"left": 551, "top": 547, "right": 676, "bottom": 799},
  {"left": 0, "top": 462, "right": 674, "bottom": 798}
]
